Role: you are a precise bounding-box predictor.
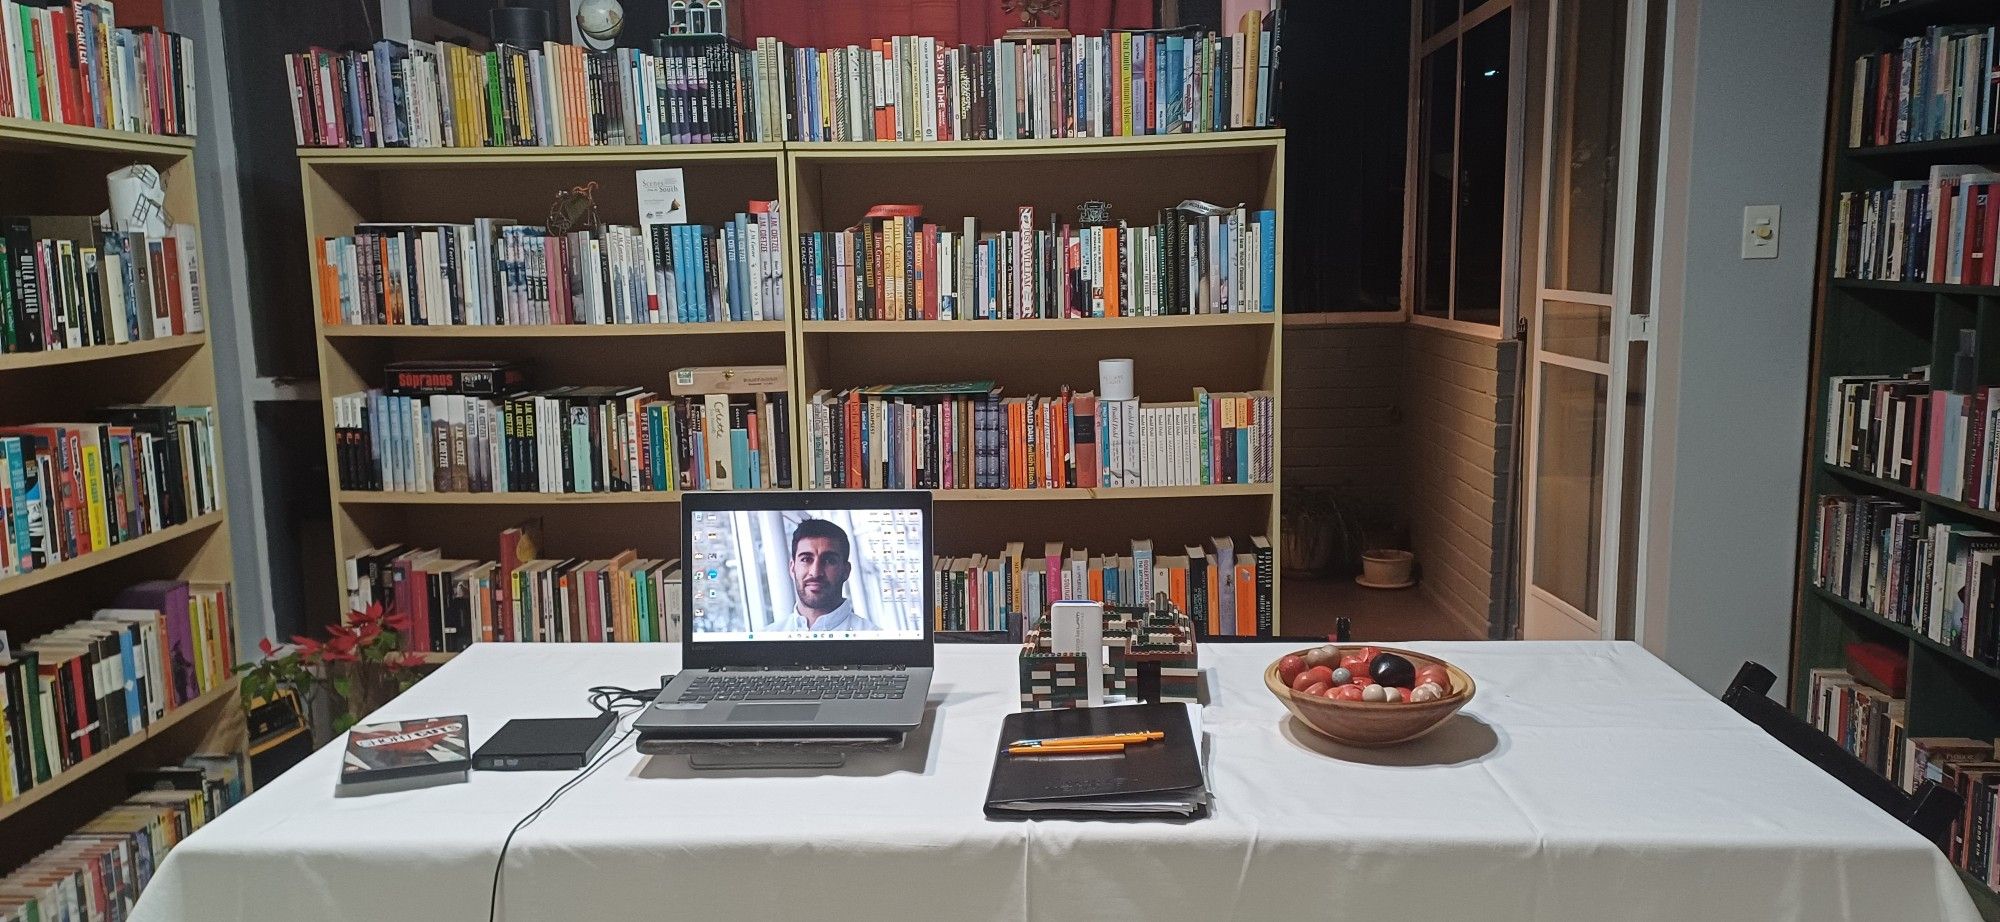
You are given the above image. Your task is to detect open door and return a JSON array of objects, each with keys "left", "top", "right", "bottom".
[{"left": 1521, "top": 0, "right": 1659, "bottom": 640}]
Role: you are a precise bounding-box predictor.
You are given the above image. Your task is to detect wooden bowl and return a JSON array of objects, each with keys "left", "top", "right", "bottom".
[{"left": 1264, "top": 646, "right": 1476, "bottom": 748}]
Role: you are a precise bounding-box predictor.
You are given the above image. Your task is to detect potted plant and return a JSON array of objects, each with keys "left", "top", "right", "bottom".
[
  {"left": 1281, "top": 484, "right": 1366, "bottom": 579},
  {"left": 239, "top": 603, "right": 431, "bottom": 741}
]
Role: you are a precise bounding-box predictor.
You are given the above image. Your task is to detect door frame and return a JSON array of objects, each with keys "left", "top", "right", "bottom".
[{"left": 1519, "top": 0, "right": 1657, "bottom": 640}]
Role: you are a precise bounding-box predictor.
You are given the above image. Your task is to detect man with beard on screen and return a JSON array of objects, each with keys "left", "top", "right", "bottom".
[{"left": 771, "top": 518, "right": 882, "bottom": 633}]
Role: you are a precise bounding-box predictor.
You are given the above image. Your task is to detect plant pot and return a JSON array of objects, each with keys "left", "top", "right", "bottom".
[{"left": 1356, "top": 549, "right": 1415, "bottom": 589}]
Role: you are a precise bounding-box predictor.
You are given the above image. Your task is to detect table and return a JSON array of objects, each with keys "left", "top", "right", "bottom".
[{"left": 132, "top": 642, "right": 1981, "bottom": 922}]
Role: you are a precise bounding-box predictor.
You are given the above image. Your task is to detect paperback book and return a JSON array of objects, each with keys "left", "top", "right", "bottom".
[
  {"left": 314, "top": 202, "right": 785, "bottom": 327},
  {"left": 340, "top": 714, "right": 471, "bottom": 794},
  {"left": 798, "top": 202, "right": 1277, "bottom": 321},
  {"left": 345, "top": 523, "right": 684, "bottom": 651},
  {"left": 804, "top": 384, "right": 1272, "bottom": 491},
  {"left": 0, "top": 581, "right": 235, "bottom": 805},
  {"left": 933, "top": 534, "right": 1273, "bottom": 638},
  {"left": 0, "top": 755, "right": 245, "bottom": 922},
  {"left": 0, "top": 0, "right": 197, "bottom": 136},
  {"left": 0, "top": 405, "right": 224, "bottom": 580},
  {"left": 285, "top": 35, "right": 784, "bottom": 148}
]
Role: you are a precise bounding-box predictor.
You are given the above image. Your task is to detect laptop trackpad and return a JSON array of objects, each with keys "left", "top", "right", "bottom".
[{"left": 727, "top": 704, "right": 820, "bottom": 722}]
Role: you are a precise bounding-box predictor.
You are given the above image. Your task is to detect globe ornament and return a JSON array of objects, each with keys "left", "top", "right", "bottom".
[{"left": 576, "top": 0, "right": 625, "bottom": 51}]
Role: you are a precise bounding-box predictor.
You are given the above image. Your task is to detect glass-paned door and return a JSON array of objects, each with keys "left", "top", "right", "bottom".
[{"left": 1522, "top": 0, "right": 1654, "bottom": 640}]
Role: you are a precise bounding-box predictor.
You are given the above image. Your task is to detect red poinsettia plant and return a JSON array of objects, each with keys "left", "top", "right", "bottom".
[{"left": 239, "top": 603, "right": 431, "bottom": 735}]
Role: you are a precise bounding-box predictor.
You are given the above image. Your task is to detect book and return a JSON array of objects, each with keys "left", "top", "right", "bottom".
[
  {"left": 383, "top": 359, "right": 529, "bottom": 397},
  {"left": 314, "top": 206, "right": 784, "bottom": 327},
  {"left": 799, "top": 204, "right": 1276, "bottom": 321},
  {"left": 984, "top": 702, "right": 1207, "bottom": 818},
  {"left": 1808, "top": 667, "right": 1908, "bottom": 785},
  {"left": 0, "top": 754, "right": 245, "bottom": 919},
  {"left": 0, "top": 0, "right": 196, "bottom": 136},
  {"left": 0, "top": 582, "right": 232, "bottom": 803},
  {"left": 1830, "top": 165, "right": 2000, "bottom": 285},
  {"left": 0, "top": 406, "right": 222, "bottom": 579},
  {"left": 932, "top": 535, "right": 1270, "bottom": 637},
  {"left": 285, "top": 36, "right": 784, "bottom": 148},
  {"left": 805, "top": 383, "right": 1271, "bottom": 491},
  {"left": 1848, "top": 25, "right": 1999, "bottom": 149},
  {"left": 333, "top": 383, "right": 790, "bottom": 495},
  {"left": 346, "top": 529, "right": 683, "bottom": 649},
  {"left": 340, "top": 714, "right": 471, "bottom": 794},
  {"left": 0, "top": 215, "right": 200, "bottom": 354},
  {"left": 785, "top": 21, "right": 1280, "bottom": 143}
]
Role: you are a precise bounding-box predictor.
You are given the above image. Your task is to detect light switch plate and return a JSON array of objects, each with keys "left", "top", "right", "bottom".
[{"left": 1742, "top": 204, "right": 1780, "bottom": 259}]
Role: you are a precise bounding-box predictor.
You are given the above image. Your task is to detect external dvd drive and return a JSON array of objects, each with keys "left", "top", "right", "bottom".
[{"left": 473, "top": 713, "right": 619, "bottom": 771}]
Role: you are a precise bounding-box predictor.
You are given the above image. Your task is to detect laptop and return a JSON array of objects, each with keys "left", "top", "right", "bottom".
[{"left": 635, "top": 490, "right": 935, "bottom": 739}]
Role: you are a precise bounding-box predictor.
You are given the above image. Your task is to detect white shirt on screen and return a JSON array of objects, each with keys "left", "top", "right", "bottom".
[{"left": 770, "top": 599, "right": 881, "bottom": 633}]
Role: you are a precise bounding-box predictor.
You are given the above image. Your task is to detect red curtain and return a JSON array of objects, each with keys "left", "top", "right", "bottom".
[{"left": 740, "top": 0, "right": 1155, "bottom": 49}]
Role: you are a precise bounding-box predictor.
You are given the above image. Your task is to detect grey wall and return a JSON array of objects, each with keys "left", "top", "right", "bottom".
[{"left": 1641, "top": 0, "right": 1831, "bottom": 694}]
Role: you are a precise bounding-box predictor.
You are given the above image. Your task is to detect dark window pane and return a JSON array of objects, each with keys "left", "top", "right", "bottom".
[
  {"left": 1453, "top": 9, "right": 1511, "bottom": 326},
  {"left": 1283, "top": 0, "right": 1409, "bottom": 313},
  {"left": 1416, "top": 44, "right": 1458, "bottom": 319},
  {"left": 1425, "top": 0, "right": 1461, "bottom": 38},
  {"left": 1546, "top": 0, "right": 1626, "bottom": 295}
]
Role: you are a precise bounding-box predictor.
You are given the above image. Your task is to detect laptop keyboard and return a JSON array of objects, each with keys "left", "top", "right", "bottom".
[{"left": 680, "top": 669, "right": 911, "bottom": 703}]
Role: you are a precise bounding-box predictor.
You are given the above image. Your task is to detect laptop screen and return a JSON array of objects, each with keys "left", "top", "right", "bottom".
[{"left": 689, "top": 501, "right": 928, "bottom": 642}]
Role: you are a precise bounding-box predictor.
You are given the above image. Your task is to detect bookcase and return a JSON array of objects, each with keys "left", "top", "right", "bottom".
[
  {"left": 1795, "top": 0, "right": 2000, "bottom": 911},
  {"left": 788, "top": 130, "right": 1285, "bottom": 617},
  {"left": 0, "top": 117, "right": 241, "bottom": 872},
  {"left": 304, "top": 125, "right": 1285, "bottom": 649},
  {"left": 302, "top": 142, "right": 794, "bottom": 645}
]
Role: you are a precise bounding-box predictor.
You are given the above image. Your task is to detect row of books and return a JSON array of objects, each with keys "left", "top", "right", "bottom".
[
  {"left": 0, "top": 754, "right": 244, "bottom": 922},
  {"left": 1806, "top": 667, "right": 1906, "bottom": 787},
  {"left": 935, "top": 535, "right": 1273, "bottom": 637},
  {"left": 1823, "top": 367, "right": 2000, "bottom": 507},
  {"left": 285, "top": 36, "right": 783, "bottom": 148},
  {"left": 285, "top": 13, "right": 1284, "bottom": 151},
  {"left": 3, "top": 216, "right": 205, "bottom": 355},
  {"left": 803, "top": 384, "right": 1274, "bottom": 491},
  {"left": 1, "top": 579, "right": 234, "bottom": 804},
  {"left": 1902, "top": 736, "right": 2000, "bottom": 893},
  {"left": 332, "top": 380, "right": 794, "bottom": 494},
  {"left": 1812, "top": 493, "right": 2000, "bottom": 665},
  {"left": 784, "top": 16, "right": 1281, "bottom": 142},
  {"left": 0, "top": 406, "right": 223, "bottom": 580},
  {"left": 313, "top": 207, "right": 785, "bottom": 327},
  {"left": 799, "top": 204, "right": 1277, "bottom": 321},
  {"left": 345, "top": 527, "right": 685, "bottom": 651},
  {"left": 1832, "top": 165, "right": 2000, "bottom": 285},
  {"left": 1847, "top": 24, "right": 1999, "bottom": 149},
  {"left": 0, "top": 0, "right": 196, "bottom": 137}
]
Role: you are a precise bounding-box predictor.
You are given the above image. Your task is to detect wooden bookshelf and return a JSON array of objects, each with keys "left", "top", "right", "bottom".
[
  {"left": 1797, "top": 3, "right": 2000, "bottom": 909},
  {"left": 0, "top": 512, "right": 226, "bottom": 600},
  {"left": 0, "top": 333, "right": 206, "bottom": 371},
  {"left": 321, "top": 321, "right": 788, "bottom": 339},
  {"left": 303, "top": 130, "right": 1286, "bottom": 634},
  {"left": 0, "top": 121, "right": 242, "bottom": 871},
  {"left": 302, "top": 142, "right": 795, "bottom": 607},
  {"left": 0, "top": 115, "right": 195, "bottom": 158},
  {"left": 788, "top": 132, "right": 1286, "bottom": 629}
]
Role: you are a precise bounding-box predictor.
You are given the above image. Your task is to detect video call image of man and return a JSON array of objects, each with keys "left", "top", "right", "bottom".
[{"left": 772, "top": 519, "right": 882, "bottom": 633}]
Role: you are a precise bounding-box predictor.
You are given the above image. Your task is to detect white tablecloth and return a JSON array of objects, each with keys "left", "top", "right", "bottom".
[{"left": 132, "top": 642, "right": 1980, "bottom": 922}]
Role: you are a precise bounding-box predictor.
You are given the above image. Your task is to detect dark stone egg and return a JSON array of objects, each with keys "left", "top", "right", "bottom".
[{"left": 1369, "top": 653, "right": 1416, "bottom": 689}]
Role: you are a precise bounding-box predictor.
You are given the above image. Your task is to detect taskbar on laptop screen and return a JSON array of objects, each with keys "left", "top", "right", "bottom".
[{"left": 701, "top": 629, "right": 925, "bottom": 643}]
